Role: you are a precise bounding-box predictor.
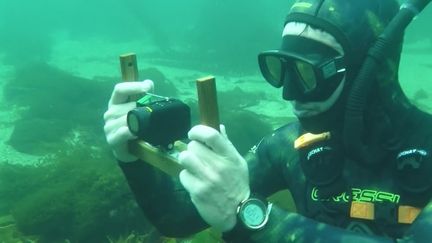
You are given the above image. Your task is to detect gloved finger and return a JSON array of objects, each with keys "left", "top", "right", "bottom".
[
  {"left": 104, "top": 102, "right": 136, "bottom": 121},
  {"left": 186, "top": 140, "right": 220, "bottom": 166},
  {"left": 104, "top": 114, "right": 128, "bottom": 135},
  {"left": 109, "top": 79, "right": 154, "bottom": 106},
  {"left": 179, "top": 169, "right": 209, "bottom": 197},
  {"left": 188, "top": 125, "right": 234, "bottom": 156},
  {"left": 178, "top": 149, "right": 211, "bottom": 179},
  {"left": 106, "top": 125, "right": 136, "bottom": 147},
  {"left": 220, "top": 124, "right": 228, "bottom": 139}
]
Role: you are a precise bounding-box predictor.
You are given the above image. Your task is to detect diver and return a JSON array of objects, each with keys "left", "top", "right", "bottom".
[{"left": 103, "top": 0, "right": 432, "bottom": 242}]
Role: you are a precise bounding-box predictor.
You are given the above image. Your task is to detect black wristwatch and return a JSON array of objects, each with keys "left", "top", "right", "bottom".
[
  {"left": 236, "top": 195, "right": 272, "bottom": 230},
  {"left": 222, "top": 196, "right": 272, "bottom": 242}
]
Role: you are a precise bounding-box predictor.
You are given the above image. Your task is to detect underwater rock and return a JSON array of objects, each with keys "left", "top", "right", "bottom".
[
  {"left": 221, "top": 110, "right": 273, "bottom": 155},
  {"left": 4, "top": 62, "right": 112, "bottom": 121},
  {"left": 413, "top": 88, "right": 429, "bottom": 101},
  {"left": 140, "top": 67, "right": 178, "bottom": 97},
  {"left": 218, "top": 86, "right": 264, "bottom": 110},
  {"left": 3, "top": 62, "right": 114, "bottom": 155},
  {"left": 185, "top": 87, "right": 273, "bottom": 155},
  {"left": 410, "top": 89, "right": 432, "bottom": 114},
  {"left": 7, "top": 118, "right": 72, "bottom": 155}
]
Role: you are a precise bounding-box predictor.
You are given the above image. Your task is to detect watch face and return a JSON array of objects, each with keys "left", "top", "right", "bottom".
[{"left": 239, "top": 198, "right": 268, "bottom": 230}]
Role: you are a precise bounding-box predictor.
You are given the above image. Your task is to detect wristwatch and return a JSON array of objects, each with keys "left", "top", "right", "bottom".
[{"left": 236, "top": 196, "right": 272, "bottom": 230}]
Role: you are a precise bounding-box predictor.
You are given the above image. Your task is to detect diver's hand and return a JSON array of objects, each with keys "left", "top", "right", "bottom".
[
  {"left": 178, "top": 125, "right": 250, "bottom": 232},
  {"left": 103, "top": 80, "right": 154, "bottom": 162}
]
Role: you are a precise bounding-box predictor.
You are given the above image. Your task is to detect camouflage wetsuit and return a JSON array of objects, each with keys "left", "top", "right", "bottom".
[{"left": 119, "top": 103, "right": 432, "bottom": 242}]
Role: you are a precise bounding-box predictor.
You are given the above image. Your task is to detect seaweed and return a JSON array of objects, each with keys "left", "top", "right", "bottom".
[
  {"left": 1, "top": 144, "right": 152, "bottom": 242},
  {"left": 3, "top": 62, "right": 114, "bottom": 155},
  {"left": 0, "top": 222, "right": 39, "bottom": 243},
  {"left": 0, "top": 143, "right": 228, "bottom": 242},
  {"left": 108, "top": 228, "right": 221, "bottom": 243}
]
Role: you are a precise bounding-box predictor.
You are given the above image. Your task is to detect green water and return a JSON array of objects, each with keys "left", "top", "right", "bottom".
[{"left": 0, "top": 0, "right": 431, "bottom": 242}]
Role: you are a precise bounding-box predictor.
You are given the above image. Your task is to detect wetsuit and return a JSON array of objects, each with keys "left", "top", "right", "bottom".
[{"left": 118, "top": 104, "right": 432, "bottom": 242}]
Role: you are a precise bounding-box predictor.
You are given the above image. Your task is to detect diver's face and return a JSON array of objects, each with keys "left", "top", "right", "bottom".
[
  {"left": 282, "top": 22, "right": 345, "bottom": 118},
  {"left": 290, "top": 78, "right": 345, "bottom": 117}
]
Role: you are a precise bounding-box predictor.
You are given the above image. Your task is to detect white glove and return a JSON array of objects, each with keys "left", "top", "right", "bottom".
[
  {"left": 103, "top": 80, "right": 154, "bottom": 162},
  {"left": 178, "top": 124, "right": 250, "bottom": 232}
]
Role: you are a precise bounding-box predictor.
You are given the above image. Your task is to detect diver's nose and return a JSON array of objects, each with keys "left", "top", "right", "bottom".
[{"left": 282, "top": 73, "right": 302, "bottom": 101}]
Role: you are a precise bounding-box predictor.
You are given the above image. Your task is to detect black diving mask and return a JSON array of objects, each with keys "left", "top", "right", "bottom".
[{"left": 258, "top": 36, "right": 346, "bottom": 102}]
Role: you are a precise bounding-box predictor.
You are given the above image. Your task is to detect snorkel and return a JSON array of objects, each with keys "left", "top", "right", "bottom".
[{"left": 343, "top": 0, "right": 432, "bottom": 165}]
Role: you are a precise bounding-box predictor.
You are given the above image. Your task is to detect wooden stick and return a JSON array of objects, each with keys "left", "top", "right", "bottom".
[
  {"left": 119, "top": 54, "right": 221, "bottom": 176},
  {"left": 119, "top": 53, "right": 139, "bottom": 81},
  {"left": 196, "top": 76, "right": 220, "bottom": 131},
  {"left": 128, "top": 140, "right": 185, "bottom": 176},
  {"left": 119, "top": 53, "right": 142, "bottom": 101},
  {"left": 119, "top": 53, "right": 184, "bottom": 176}
]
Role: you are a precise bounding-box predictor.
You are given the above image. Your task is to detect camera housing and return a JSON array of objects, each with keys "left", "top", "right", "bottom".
[{"left": 127, "top": 95, "right": 191, "bottom": 147}]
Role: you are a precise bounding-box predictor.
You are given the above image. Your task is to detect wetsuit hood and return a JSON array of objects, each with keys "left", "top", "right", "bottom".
[
  {"left": 285, "top": 0, "right": 401, "bottom": 72},
  {"left": 284, "top": 0, "right": 408, "bottom": 134}
]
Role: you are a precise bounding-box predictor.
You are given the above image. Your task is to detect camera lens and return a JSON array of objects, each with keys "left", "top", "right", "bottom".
[
  {"left": 127, "top": 112, "right": 140, "bottom": 134},
  {"left": 127, "top": 107, "right": 151, "bottom": 137}
]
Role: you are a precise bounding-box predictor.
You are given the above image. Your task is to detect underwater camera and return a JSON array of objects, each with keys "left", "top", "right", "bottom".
[{"left": 127, "top": 94, "right": 191, "bottom": 148}]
